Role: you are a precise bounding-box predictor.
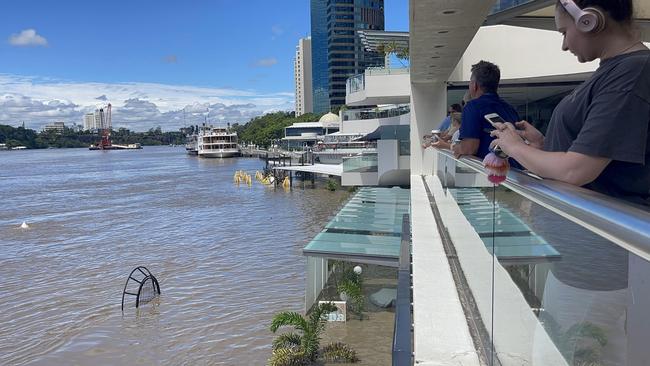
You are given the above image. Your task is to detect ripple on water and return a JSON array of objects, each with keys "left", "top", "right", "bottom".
[{"left": 0, "top": 147, "right": 350, "bottom": 365}]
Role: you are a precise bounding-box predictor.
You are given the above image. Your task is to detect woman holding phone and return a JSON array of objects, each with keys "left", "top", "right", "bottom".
[
  {"left": 491, "top": 2, "right": 648, "bottom": 364},
  {"left": 491, "top": 0, "right": 649, "bottom": 206}
]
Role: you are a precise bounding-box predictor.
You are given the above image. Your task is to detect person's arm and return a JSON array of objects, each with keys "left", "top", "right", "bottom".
[
  {"left": 454, "top": 103, "right": 482, "bottom": 158},
  {"left": 432, "top": 139, "right": 452, "bottom": 150},
  {"left": 452, "top": 138, "right": 479, "bottom": 158},
  {"left": 492, "top": 123, "right": 610, "bottom": 185}
]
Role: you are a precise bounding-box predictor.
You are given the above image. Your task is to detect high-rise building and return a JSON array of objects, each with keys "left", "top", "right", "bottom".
[
  {"left": 310, "top": 0, "right": 385, "bottom": 113},
  {"left": 83, "top": 113, "right": 95, "bottom": 131},
  {"left": 310, "top": 0, "right": 330, "bottom": 114},
  {"left": 294, "top": 37, "right": 313, "bottom": 116},
  {"left": 94, "top": 108, "right": 105, "bottom": 130}
]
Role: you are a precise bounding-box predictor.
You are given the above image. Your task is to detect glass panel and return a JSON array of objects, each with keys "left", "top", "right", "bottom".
[
  {"left": 490, "top": 186, "right": 647, "bottom": 366},
  {"left": 340, "top": 104, "right": 410, "bottom": 121},
  {"left": 342, "top": 153, "right": 378, "bottom": 172},
  {"left": 432, "top": 149, "right": 650, "bottom": 365},
  {"left": 489, "top": 0, "right": 536, "bottom": 14},
  {"left": 347, "top": 73, "right": 365, "bottom": 93}
]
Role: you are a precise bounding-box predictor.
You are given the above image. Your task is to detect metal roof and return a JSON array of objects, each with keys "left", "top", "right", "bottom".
[{"left": 357, "top": 30, "right": 409, "bottom": 53}]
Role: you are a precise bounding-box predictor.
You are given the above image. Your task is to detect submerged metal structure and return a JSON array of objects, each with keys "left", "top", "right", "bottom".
[{"left": 121, "top": 266, "right": 161, "bottom": 311}]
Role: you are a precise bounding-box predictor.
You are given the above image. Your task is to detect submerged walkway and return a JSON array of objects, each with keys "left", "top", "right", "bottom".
[{"left": 272, "top": 163, "right": 343, "bottom": 177}]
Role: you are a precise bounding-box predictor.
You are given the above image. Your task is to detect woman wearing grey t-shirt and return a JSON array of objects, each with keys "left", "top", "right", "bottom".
[
  {"left": 491, "top": 1, "right": 649, "bottom": 365},
  {"left": 491, "top": 0, "right": 649, "bottom": 206}
]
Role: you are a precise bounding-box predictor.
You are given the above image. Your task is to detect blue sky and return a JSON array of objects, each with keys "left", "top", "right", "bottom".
[{"left": 0, "top": 0, "right": 408, "bottom": 131}]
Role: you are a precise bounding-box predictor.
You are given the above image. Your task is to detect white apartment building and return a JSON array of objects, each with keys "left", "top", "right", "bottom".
[
  {"left": 94, "top": 109, "right": 105, "bottom": 130},
  {"left": 83, "top": 113, "right": 95, "bottom": 131},
  {"left": 294, "top": 37, "right": 313, "bottom": 116},
  {"left": 43, "top": 121, "right": 65, "bottom": 134}
]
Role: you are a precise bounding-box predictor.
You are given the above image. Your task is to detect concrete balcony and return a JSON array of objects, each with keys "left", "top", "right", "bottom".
[{"left": 345, "top": 68, "right": 411, "bottom": 106}]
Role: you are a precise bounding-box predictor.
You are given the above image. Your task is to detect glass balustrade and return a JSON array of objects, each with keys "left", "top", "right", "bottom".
[
  {"left": 489, "top": 0, "right": 536, "bottom": 14},
  {"left": 341, "top": 105, "right": 410, "bottom": 121},
  {"left": 342, "top": 153, "right": 378, "bottom": 173},
  {"left": 426, "top": 148, "right": 650, "bottom": 366}
]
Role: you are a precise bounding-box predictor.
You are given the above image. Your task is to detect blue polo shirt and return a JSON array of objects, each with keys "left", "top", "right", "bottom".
[
  {"left": 459, "top": 93, "right": 520, "bottom": 159},
  {"left": 438, "top": 116, "right": 451, "bottom": 131}
]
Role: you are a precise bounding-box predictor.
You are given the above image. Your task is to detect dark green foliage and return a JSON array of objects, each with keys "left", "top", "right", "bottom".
[
  {"left": 542, "top": 314, "right": 608, "bottom": 366},
  {"left": 329, "top": 262, "right": 365, "bottom": 319},
  {"left": 236, "top": 111, "right": 324, "bottom": 148},
  {"left": 0, "top": 124, "right": 186, "bottom": 148},
  {"left": 321, "top": 342, "right": 360, "bottom": 363},
  {"left": 326, "top": 179, "right": 338, "bottom": 191},
  {"left": 270, "top": 302, "right": 358, "bottom": 366},
  {"left": 1, "top": 110, "right": 324, "bottom": 149},
  {"left": 268, "top": 348, "right": 310, "bottom": 366}
]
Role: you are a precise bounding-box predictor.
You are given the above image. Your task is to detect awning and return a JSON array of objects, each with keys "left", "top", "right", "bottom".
[{"left": 302, "top": 187, "right": 410, "bottom": 266}]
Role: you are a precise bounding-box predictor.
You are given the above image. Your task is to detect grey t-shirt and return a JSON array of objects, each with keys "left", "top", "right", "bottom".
[{"left": 544, "top": 49, "right": 650, "bottom": 205}]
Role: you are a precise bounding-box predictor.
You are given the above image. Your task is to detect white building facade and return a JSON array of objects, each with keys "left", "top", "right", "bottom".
[
  {"left": 94, "top": 109, "right": 105, "bottom": 130},
  {"left": 83, "top": 113, "right": 95, "bottom": 131},
  {"left": 294, "top": 37, "right": 313, "bottom": 116}
]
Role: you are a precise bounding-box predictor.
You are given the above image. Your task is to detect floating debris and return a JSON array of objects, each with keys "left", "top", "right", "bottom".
[{"left": 233, "top": 170, "right": 253, "bottom": 187}]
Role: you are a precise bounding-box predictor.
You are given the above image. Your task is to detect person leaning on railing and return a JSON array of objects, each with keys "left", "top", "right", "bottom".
[
  {"left": 424, "top": 112, "right": 462, "bottom": 150},
  {"left": 490, "top": 0, "right": 649, "bottom": 206}
]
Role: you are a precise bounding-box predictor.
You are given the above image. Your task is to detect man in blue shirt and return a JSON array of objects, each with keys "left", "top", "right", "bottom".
[
  {"left": 437, "top": 103, "right": 462, "bottom": 131},
  {"left": 452, "top": 60, "right": 519, "bottom": 159}
]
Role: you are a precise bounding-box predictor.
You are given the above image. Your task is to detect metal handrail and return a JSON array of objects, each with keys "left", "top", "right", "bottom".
[
  {"left": 392, "top": 214, "right": 413, "bottom": 366},
  {"left": 434, "top": 149, "right": 650, "bottom": 261}
]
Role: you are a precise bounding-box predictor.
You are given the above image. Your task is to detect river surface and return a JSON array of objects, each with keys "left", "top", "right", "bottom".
[{"left": 0, "top": 146, "right": 350, "bottom": 365}]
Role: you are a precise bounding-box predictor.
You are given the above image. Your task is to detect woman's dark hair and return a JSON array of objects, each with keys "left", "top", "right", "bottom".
[
  {"left": 450, "top": 103, "right": 462, "bottom": 113},
  {"left": 470, "top": 60, "right": 500, "bottom": 94},
  {"left": 557, "top": 0, "right": 634, "bottom": 24}
]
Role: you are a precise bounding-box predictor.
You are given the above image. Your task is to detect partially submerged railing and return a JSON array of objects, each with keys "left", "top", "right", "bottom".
[{"left": 392, "top": 214, "right": 413, "bottom": 366}]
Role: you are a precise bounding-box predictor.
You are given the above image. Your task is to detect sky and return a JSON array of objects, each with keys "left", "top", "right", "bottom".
[{"left": 0, "top": 0, "right": 408, "bottom": 131}]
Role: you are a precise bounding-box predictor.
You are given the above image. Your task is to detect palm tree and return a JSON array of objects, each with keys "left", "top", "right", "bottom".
[
  {"left": 376, "top": 41, "right": 409, "bottom": 67},
  {"left": 269, "top": 302, "right": 359, "bottom": 366}
]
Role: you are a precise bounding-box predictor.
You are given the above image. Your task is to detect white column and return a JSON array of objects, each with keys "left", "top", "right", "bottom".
[{"left": 410, "top": 81, "right": 447, "bottom": 175}]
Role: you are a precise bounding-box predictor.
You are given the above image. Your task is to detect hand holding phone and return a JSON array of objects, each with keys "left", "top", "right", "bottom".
[{"left": 484, "top": 113, "right": 507, "bottom": 127}]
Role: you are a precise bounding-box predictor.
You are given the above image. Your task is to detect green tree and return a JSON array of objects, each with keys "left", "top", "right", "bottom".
[{"left": 269, "top": 302, "right": 359, "bottom": 366}]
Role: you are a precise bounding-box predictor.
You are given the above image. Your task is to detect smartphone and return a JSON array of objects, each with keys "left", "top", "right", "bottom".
[{"left": 484, "top": 113, "right": 507, "bottom": 127}]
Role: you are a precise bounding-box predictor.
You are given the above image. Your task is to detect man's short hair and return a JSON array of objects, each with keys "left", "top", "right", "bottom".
[
  {"left": 471, "top": 61, "right": 501, "bottom": 94},
  {"left": 450, "top": 103, "right": 462, "bottom": 113}
]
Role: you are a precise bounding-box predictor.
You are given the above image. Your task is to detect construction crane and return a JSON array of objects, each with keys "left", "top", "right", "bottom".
[{"left": 89, "top": 103, "right": 114, "bottom": 150}]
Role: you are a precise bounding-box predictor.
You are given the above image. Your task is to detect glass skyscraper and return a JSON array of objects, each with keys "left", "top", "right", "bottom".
[
  {"left": 311, "top": 0, "right": 385, "bottom": 114},
  {"left": 311, "top": 0, "right": 330, "bottom": 115}
]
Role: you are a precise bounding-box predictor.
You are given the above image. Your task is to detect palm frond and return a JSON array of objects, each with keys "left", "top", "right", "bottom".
[
  {"left": 270, "top": 312, "right": 309, "bottom": 333},
  {"left": 321, "top": 342, "right": 360, "bottom": 363},
  {"left": 272, "top": 332, "right": 302, "bottom": 351},
  {"left": 268, "top": 347, "right": 310, "bottom": 366}
]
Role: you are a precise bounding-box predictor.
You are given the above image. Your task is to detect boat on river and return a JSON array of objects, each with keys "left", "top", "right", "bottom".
[{"left": 197, "top": 127, "right": 240, "bottom": 158}]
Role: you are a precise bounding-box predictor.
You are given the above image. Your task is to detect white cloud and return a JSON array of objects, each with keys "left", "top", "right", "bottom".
[
  {"left": 253, "top": 58, "right": 277, "bottom": 67},
  {"left": 0, "top": 74, "right": 294, "bottom": 131},
  {"left": 8, "top": 29, "right": 48, "bottom": 47}
]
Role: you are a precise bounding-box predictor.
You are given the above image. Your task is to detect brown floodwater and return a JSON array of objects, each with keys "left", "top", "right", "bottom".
[{"left": 0, "top": 147, "right": 351, "bottom": 365}]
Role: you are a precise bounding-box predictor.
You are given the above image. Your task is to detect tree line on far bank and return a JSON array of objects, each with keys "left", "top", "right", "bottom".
[
  {"left": 0, "top": 125, "right": 186, "bottom": 149},
  {"left": 0, "top": 111, "right": 327, "bottom": 149}
]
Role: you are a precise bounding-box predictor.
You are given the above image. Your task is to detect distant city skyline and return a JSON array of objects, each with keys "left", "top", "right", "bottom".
[{"left": 0, "top": 0, "right": 407, "bottom": 131}]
